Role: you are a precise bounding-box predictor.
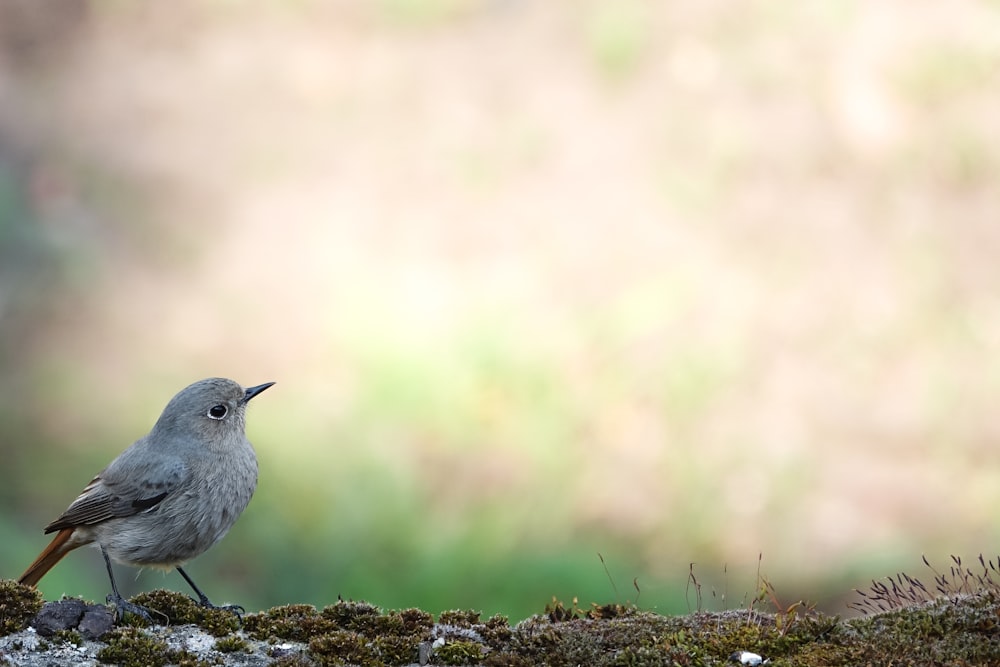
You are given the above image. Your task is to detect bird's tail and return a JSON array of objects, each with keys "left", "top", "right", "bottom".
[{"left": 18, "top": 528, "right": 80, "bottom": 587}]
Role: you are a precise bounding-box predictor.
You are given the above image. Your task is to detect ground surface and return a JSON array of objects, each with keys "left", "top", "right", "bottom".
[{"left": 3, "top": 582, "right": 1000, "bottom": 666}]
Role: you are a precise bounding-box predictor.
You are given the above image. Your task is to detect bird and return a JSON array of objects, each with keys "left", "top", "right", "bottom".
[{"left": 18, "top": 377, "right": 274, "bottom": 621}]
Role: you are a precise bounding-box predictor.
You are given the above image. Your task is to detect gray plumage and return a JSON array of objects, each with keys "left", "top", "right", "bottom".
[{"left": 19, "top": 377, "right": 274, "bottom": 619}]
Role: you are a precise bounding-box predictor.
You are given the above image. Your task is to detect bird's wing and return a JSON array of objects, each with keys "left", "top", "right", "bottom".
[{"left": 43, "top": 446, "right": 187, "bottom": 533}]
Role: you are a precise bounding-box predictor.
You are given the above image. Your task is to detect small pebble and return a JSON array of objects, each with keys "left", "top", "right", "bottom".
[{"left": 729, "top": 650, "right": 768, "bottom": 665}]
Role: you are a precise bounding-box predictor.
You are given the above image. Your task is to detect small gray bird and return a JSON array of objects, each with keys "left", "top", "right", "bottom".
[{"left": 18, "top": 377, "right": 274, "bottom": 621}]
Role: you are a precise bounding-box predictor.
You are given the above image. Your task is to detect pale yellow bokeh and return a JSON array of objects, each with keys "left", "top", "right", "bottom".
[{"left": 4, "top": 0, "right": 1000, "bottom": 615}]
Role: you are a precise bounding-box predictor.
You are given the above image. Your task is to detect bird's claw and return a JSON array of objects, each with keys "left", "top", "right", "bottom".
[
  {"left": 107, "top": 593, "right": 163, "bottom": 624},
  {"left": 193, "top": 596, "right": 244, "bottom": 622}
]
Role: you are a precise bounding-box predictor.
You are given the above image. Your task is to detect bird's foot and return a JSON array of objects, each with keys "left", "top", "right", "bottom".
[
  {"left": 193, "top": 595, "right": 245, "bottom": 622},
  {"left": 106, "top": 593, "right": 165, "bottom": 625}
]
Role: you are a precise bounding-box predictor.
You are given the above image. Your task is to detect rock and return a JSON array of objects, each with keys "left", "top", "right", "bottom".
[
  {"left": 30, "top": 600, "right": 114, "bottom": 640},
  {"left": 78, "top": 606, "right": 115, "bottom": 640},
  {"left": 31, "top": 600, "right": 88, "bottom": 636}
]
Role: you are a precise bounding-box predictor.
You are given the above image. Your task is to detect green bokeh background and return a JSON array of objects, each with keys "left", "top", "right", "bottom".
[{"left": 2, "top": 0, "right": 1000, "bottom": 622}]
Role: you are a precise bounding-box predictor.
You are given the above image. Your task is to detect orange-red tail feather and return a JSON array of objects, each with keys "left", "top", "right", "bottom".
[{"left": 18, "top": 528, "right": 79, "bottom": 587}]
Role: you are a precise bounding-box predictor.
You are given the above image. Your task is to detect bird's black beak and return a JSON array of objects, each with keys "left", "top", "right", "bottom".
[{"left": 243, "top": 382, "right": 275, "bottom": 403}]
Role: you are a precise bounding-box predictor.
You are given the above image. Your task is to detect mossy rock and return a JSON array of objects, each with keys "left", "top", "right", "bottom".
[
  {"left": 0, "top": 580, "right": 44, "bottom": 636},
  {"left": 9, "top": 584, "right": 1000, "bottom": 666}
]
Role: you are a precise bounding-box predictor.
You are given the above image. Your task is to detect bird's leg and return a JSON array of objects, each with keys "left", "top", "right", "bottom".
[
  {"left": 176, "top": 566, "right": 245, "bottom": 619},
  {"left": 102, "top": 546, "right": 160, "bottom": 623}
]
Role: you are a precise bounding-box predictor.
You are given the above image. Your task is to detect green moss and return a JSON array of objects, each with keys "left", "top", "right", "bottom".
[
  {"left": 52, "top": 629, "right": 83, "bottom": 646},
  {"left": 497, "top": 607, "right": 839, "bottom": 666},
  {"left": 434, "top": 639, "right": 486, "bottom": 665},
  {"left": 308, "top": 629, "right": 373, "bottom": 666},
  {"left": 291, "top": 602, "right": 437, "bottom": 666},
  {"left": 370, "top": 634, "right": 416, "bottom": 665},
  {"left": 243, "top": 603, "right": 338, "bottom": 642},
  {"left": 843, "top": 592, "right": 1000, "bottom": 664},
  {"left": 0, "top": 580, "right": 44, "bottom": 636},
  {"left": 479, "top": 593, "right": 1000, "bottom": 665},
  {"left": 268, "top": 655, "right": 313, "bottom": 667},
  {"left": 481, "top": 613, "right": 513, "bottom": 648},
  {"left": 127, "top": 590, "right": 239, "bottom": 636},
  {"left": 482, "top": 653, "right": 533, "bottom": 667},
  {"left": 171, "top": 650, "right": 217, "bottom": 667},
  {"left": 320, "top": 599, "right": 381, "bottom": 628},
  {"left": 243, "top": 599, "right": 437, "bottom": 665},
  {"left": 397, "top": 607, "right": 435, "bottom": 634},
  {"left": 213, "top": 634, "right": 249, "bottom": 653},
  {"left": 437, "top": 609, "right": 481, "bottom": 626},
  {"left": 96, "top": 627, "right": 219, "bottom": 667},
  {"left": 97, "top": 627, "right": 172, "bottom": 667},
  {"left": 68, "top": 589, "right": 1000, "bottom": 666}
]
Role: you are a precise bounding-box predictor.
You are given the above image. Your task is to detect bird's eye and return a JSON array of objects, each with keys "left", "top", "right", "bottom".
[{"left": 208, "top": 404, "right": 228, "bottom": 420}]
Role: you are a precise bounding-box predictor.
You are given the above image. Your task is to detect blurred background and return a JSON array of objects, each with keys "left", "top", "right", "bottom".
[{"left": 1, "top": 0, "right": 999, "bottom": 622}]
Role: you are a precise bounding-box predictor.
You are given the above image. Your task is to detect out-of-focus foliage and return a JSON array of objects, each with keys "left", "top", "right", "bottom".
[{"left": 2, "top": 0, "right": 1000, "bottom": 621}]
